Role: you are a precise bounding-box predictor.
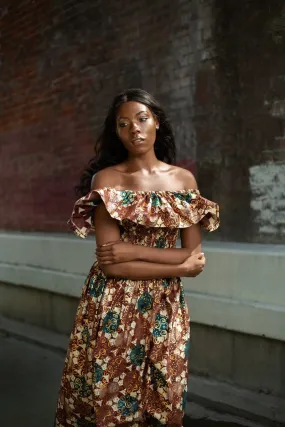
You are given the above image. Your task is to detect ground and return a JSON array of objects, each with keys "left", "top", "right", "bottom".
[{"left": 0, "top": 332, "right": 263, "bottom": 427}]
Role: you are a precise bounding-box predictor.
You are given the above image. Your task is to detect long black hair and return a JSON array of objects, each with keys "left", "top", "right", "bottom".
[{"left": 76, "top": 88, "right": 176, "bottom": 196}]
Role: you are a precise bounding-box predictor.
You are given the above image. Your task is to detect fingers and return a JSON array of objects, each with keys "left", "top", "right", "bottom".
[
  {"left": 97, "top": 258, "right": 113, "bottom": 265},
  {"left": 96, "top": 245, "right": 116, "bottom": 256},
  {"left": 193, "top": 253, "right": 206, "bottom": 264},
  {"left": 96, "top": 251, "right": 112, "bottom": 262},
  {"left": 196, "top": 252, "right": 204, "bottom": 259},
  {"left": 98, "top": 240, "right": 122, "bottom": 248},
  {"left": 95, "top": 249, "right": 114, "bottom": 263},
  {"left": 196, "top": 257, "right": 206, "bottom": 271},
  {"left": 190, "top": 252, "right": 204, "bottom": 260},
  {"left": 96, "top": 240, "right": 123, "bottom": 255},
  {"left": 100, "top": 242, "right": 114, "bottom": 247},
  {"left": 96, "top": 246, "right": 113, "bottom": 254},
  {"left": 96, "top": 255, "right": 113, "bottom": 263}
]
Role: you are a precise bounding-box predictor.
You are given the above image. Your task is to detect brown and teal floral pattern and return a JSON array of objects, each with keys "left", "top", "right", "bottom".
[
  {"left": 118, "top": 394, "right": 139, "bottom": 416},
  {"left": 152, "top": 313, "right": 169, "bottom": 340},
  {"left": 137, "top": 291, "right": 153, "bottom": 314},
  {"left": 88, "top": 275, "right": 106, "bottom": 298},
  {"left": 102, "top": 311, "right": 120, "bottom": 334},
  {"left": 67, "top": 187, "right": 220, "bottom": 237},
  {"left": 130, "top": 343, "right": 146, "bottom": 367},
  {"left": 121, "top": 190, "right": 135, "bottom": 206},
  {"left": 55, "top": 187, "right": 220, "bottom": 427}
]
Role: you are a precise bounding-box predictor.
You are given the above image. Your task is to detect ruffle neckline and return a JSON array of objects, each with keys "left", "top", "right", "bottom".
[
  {"left": 96, "top": 187, "right": 200, "bottom": 194},
  {"left": 68, "top": 187, "right": 220, "bottom": 238}
]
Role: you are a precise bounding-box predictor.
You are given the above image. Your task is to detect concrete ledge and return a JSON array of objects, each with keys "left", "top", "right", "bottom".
[
  {"left": 186, "top": 291, "right": 285, "bottom": 341},
  {"left": 1, "top": 263, "right": 284, "bottom": 340},
  {"left": 0, "top": 262, "right": 85, "bottom": 297},
  {"left": 1, "top": 316, "right": 284, "bottom": 426},
  {"left": 0, "top": 315, "right": 69, "bottom": 354},
  {"left": 0, "top": 232, "right": 284, "bottom": 341},
  {"left": 0, "top": 231, "right": 94, "bottom": 275},
  {"left": 190, "top": 241, "right": 285, "bottom": 307}
]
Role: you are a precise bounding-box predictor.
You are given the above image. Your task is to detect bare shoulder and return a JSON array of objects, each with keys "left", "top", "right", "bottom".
[
  {"left": 170, "top": 165, "right": 198, "bottom": 190},
  {"left": 91, "top": 166, "right": 123, "bottom": 190}
]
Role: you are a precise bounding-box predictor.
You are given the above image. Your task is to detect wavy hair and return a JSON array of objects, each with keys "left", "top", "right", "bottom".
[{"left": 76, "top": 88, "right": 176, "bottom": 196}]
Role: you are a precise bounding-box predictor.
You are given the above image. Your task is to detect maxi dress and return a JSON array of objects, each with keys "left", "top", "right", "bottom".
[{"left": 55, "top": 187, "right": 219, "bottom": 427}]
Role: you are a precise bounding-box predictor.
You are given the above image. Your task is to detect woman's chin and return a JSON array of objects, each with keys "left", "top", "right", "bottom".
[{"left": 131, "top": 146, "right": 154, "bottom": 157}]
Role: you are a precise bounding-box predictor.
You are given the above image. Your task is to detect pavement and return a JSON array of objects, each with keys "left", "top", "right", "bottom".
[
  {"left": 0, "top": 330, "right": 266, "bottom": 427},
  {"left": 0, "top": 332, "right": 62, "bottom": 427}
]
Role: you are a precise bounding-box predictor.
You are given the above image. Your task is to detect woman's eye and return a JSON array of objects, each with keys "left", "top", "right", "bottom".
[
  {"left": 139, "top": 117, "right": 148, "bottom": 122},
  {"left": 118, "top": 122, "right": 128, "bottom": 128}
]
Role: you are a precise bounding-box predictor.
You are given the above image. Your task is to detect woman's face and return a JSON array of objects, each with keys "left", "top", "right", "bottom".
[{"left": 116, "top": 101, "right": 158, "bottom": 156}]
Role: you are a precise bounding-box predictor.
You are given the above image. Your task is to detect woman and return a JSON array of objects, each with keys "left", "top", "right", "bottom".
[{"left": 55, "top": 88, "right": 219, "bottom": 427}]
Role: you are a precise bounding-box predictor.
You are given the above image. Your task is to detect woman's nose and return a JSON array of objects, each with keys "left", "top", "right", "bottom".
[{"left": 130, "top": 122, "right": 140, "bottom": 133}]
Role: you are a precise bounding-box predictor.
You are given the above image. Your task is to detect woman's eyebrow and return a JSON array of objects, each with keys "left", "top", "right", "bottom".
[{"left": 118, "top": 110, "right": 148, "bottom": 119}]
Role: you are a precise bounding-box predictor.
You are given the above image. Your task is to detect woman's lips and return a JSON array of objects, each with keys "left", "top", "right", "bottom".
[{"left": 131, "top": 137, "right": 145, "bottom": 146}]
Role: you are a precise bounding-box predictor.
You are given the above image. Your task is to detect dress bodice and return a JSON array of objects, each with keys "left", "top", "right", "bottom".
[
  {"left": 119, "top": 219, "right": 179, "bottom": 248},
  {"left": 67, "top": 187, "right": 220, "bottom": 246}
]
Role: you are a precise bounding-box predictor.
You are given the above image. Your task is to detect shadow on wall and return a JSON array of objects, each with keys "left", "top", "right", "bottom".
[{"left": 195, "top": 0, "right": 285, "bottom": 243}]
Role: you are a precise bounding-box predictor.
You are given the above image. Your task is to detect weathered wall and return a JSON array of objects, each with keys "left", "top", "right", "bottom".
[
  {"left": 0, "top": 0, "right": 211, "bottom": 230},
  {"left": 204, "top": 0, "right": 285, "bottom": 243},
  {"left": 0, "top": 0, "right": 285, "bottom": 242}
]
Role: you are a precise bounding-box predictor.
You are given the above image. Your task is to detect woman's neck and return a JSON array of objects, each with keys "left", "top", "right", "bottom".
[{"left": 125, "top": 151, "right": 162, "bottom": 174}]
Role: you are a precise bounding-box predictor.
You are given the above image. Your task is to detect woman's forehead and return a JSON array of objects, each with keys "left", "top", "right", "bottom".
[{"left": 117, "top": 101, "right": 151, "bottom": 118}]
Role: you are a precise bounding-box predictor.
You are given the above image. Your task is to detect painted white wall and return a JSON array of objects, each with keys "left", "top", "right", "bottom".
[
  {"left": 0, "top": 232, "right": 284, "bottom": 340},
  {"left": 183, "top": 240, "right": 285, "bottom": 341},
  {"left": 249, "top": 162, "right": 285, "bottom": 236}
]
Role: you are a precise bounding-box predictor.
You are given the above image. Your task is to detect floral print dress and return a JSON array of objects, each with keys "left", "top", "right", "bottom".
[{"left": 55, "top": 188, "right": 219, "bottom": 427}]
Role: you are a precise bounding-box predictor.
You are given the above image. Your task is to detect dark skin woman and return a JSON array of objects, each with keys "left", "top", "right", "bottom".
[{"left": 55, "top": 89, "right": 219, "bottom": 427}]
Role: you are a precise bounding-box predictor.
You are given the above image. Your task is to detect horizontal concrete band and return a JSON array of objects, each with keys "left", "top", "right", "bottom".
[{"left": 0, "top": 231, "right": 285, "bottom": 340}]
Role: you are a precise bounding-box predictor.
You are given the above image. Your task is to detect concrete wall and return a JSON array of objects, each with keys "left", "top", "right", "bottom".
[{"left": 1, "top": 231, "right": 285, "bottom": 398}]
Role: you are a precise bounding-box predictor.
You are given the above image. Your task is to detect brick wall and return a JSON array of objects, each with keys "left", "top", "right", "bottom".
[
  {"left": 197, "top": 0, "right": 285, "bottom": 243},
  {"left": 0, "top": 0, "right": 285, "bottom": 243},
  {"left": 0, "top": 0, "right": 212, "bottom": 232}
]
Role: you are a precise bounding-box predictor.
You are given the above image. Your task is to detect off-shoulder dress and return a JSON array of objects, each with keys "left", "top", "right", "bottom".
[{"left": 55, "top": 188, "right": 219, "bottom": 427}]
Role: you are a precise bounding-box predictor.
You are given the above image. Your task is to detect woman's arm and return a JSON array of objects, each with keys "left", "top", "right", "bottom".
[
  {"left": 94, "top": 202, "right": 185, "bottom": 279},
  {"left": 103, "top": 259, "right": 184, "bottom": 280},
  {"left": 96, "top": 232, "right": 200, "bottom": 265}
]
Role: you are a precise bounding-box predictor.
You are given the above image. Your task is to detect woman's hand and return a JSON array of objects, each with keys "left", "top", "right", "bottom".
[
  {"left": 180, "top": 252, "right": 206, "bottom": 277},
  {"left": 96, "top": 241, "right": 140, "bottom": 265}
]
